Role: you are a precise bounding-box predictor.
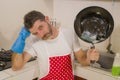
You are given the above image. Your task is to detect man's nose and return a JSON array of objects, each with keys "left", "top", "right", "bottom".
[{"left": 36, "top": 30, "right": 44, "bottom": 37}]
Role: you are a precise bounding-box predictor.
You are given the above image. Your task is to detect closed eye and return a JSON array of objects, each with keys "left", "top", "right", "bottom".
[
  {"left": 38, "top": 25, "right": 43, "bottom": 30},
  {"left": 31, "top": 25, "right": 43, "bottom": 35}
]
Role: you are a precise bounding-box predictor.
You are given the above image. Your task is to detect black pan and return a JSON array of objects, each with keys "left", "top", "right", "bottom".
[
  {"left": 74, "top": 6, "right": 114, "bottom": 44},
  {"left": 74, "top": 6, "right": 114, "bottom": 66}
]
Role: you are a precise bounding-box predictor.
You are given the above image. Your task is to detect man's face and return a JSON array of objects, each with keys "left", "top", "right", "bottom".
[{"left": 29, "top": 19, "right": 53, "bottom": 40}]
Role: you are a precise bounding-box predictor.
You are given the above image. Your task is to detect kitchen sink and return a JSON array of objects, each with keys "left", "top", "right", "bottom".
[{"left": 90, "top": 51, "right": 115, "bottom": 72}]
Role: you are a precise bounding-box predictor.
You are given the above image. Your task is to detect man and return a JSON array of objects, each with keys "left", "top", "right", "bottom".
[{"left": 11, "top": 10, "right": 99, "bottom": 80}]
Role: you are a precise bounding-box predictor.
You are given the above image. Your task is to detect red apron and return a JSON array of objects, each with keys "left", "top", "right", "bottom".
[{"left": 40, "top": 54, "right": 74, "bottom": 80}]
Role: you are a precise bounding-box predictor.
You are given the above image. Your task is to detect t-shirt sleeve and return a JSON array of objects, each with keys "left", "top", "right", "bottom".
[
  {"left": 24, "top": 35, "right": 38, "bottom": 57},
  {"left": 72, "top": 31, "right": 81, "bottom": 52},
  {"left": 26, "top": 47, "right": 37, "bottom": 57}
]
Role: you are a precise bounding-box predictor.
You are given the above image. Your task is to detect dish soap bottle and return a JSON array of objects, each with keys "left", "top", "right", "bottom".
[{"left": 112, "top": 53, "right": 120, "bottom": 76}]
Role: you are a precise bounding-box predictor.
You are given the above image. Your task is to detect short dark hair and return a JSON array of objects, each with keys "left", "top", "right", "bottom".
[{"left": 24, "top": 10, "right": 45, "bottom": 30}]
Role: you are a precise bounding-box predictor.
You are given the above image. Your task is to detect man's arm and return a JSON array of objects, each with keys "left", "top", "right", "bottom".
[
  {"left": 12, "top": 51, "right": 32, "bottom": 71},
  {"left": 74, "top": 49, "right": 90, "bottom": 66},
  {"left": 11, "top": 27, "right": 31, "bottom": 70}
]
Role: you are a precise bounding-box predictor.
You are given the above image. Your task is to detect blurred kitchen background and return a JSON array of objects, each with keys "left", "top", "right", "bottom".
[
  {"left": 0, "top": 0, "right": 120, "bottom": 53},
  {"left": 0, "top": 0, "right": 53, "bottom": 50}
]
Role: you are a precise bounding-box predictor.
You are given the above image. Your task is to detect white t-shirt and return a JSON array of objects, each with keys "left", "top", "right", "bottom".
[{"left": 24, "top": 27, "right": 81, "bottom": 78}]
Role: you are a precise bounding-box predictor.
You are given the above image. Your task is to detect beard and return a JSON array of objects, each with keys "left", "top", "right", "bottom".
[{"left": 42, "top": 22, "right": 53, "bottom": 40}]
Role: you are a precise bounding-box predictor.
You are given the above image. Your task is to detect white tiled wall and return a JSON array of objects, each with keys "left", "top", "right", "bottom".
[{"left": 54, "top": 0, "right": 120, "bottom": 53}]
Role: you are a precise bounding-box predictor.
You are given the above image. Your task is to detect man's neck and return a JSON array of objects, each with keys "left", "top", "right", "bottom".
[{"left": 50, "top": 26, "right": 59, "bottom": 39}]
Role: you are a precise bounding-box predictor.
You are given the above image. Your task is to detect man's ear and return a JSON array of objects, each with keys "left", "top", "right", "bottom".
[{"left": 45, "top": 16, "right": 50, "bottom": 23}]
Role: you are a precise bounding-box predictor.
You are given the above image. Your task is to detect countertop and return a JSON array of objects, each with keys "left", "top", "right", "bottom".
[
  {"left": 0, "top": 60, "right": 37, "bottom": 80},
  {"left": 0, "top": 60, "right": 120, "bottom": 80},
  {"left": 74, "top": 61, "right": 120, "bottom": 80}
]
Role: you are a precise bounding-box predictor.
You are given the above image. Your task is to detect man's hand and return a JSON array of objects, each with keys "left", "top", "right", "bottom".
[
  {"left": 11, "top": 27, "right": 30, "bottom": 54},
  {"left": 87, "top": 49, "right": 99, "bottom": 64}
]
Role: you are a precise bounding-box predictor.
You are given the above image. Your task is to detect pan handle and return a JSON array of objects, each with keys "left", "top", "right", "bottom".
[{"left": 90, "top": 43, "right": 95, "bottom": 64}]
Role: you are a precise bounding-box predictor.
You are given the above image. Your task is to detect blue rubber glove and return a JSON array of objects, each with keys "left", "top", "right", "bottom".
[{"left": 11, "top": 27, "right": 30, "bottom": 54}]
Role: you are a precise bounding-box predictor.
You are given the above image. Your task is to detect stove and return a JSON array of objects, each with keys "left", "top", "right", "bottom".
[{"left": 0, "top": 49, "right": 36, "bottom": 71}]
